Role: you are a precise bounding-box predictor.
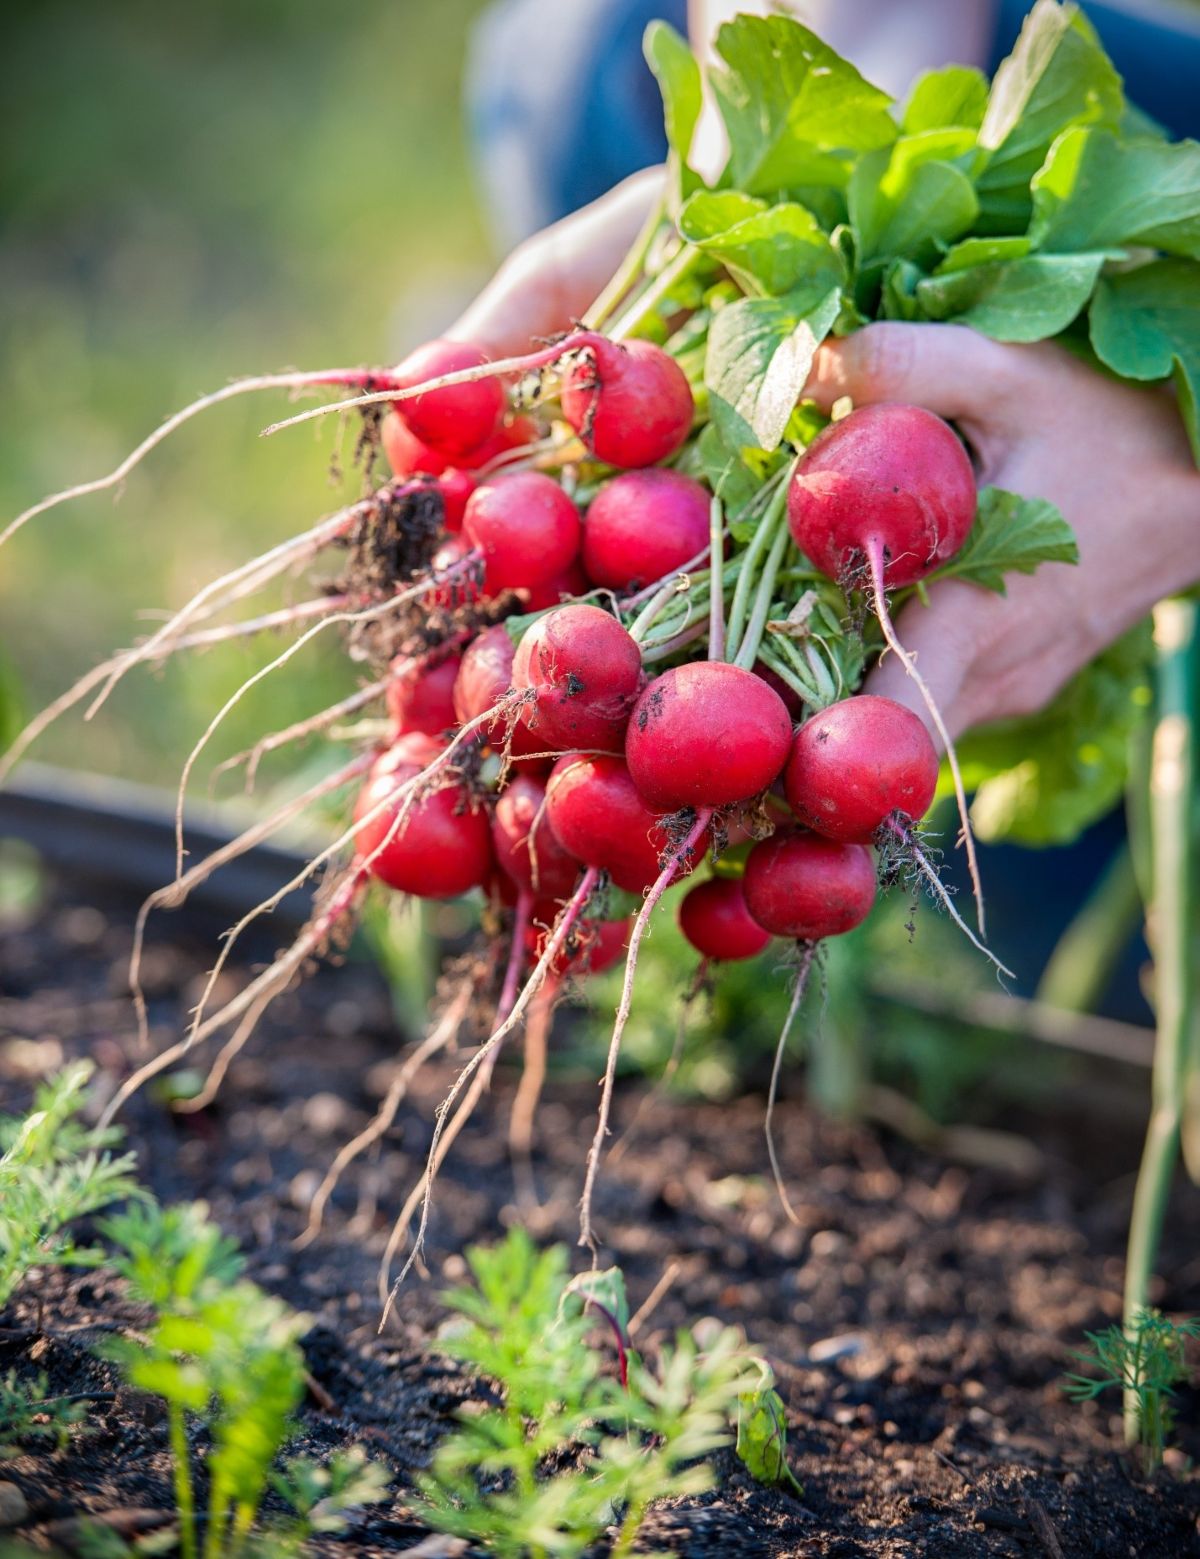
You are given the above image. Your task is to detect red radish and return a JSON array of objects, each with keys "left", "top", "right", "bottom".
[
  {"left": 468, "top": 413, "right": 540, "bottom": 467},
  {"left": 743, "top": 832, "right": 876, "bottom": 941},
  {"left": 463, "top": 472, "right": 582, "bottom": 594},
  {"left": 512, "top": 604, "right": 642, "bottom": 752},
  {"left": 427, "top": 534, "right": 482, "bottom": 610},
  {"left": 381, "top": 412, "right": 452, "bottom": 478},
  {"left": 452, "top": 624, "right": 547, "bottom": 763},
  {"left": 386, "top": 652, "right": 462, "bottom": 737},
  {"left": 787, "top": 404, "right": 975, "bottom": 590},
  {"left": 785, "top": 695, "right": 938, "bottom": 843},
  {"left": 391, "top": 339, "right": 504, "bottom": 459},
  {"left": 625, "top": 662, "right": 792, "bottom": 811},
  {"left": 786, "top": 402, "right": 984, "bottom": 931},
  {"left": 353, "top": 734, "right": 492, "bottom": 899},
  {"left": 679, "top": 877, "right": 771, "bottom": 961},
  {"left": 583, "top": 469, "right": 712, "bottom": 590},
  {"left": 545, "top": 755, "right": 683, "bottom": 894},
  {"left": 754, "top": 660, "right": 805, "bottom": 720},
  {"left": 561, "top": 338, "right": 693, "bottom": 469},
  {"left": 526, "top": 914, "right": 631, "bottom": 977},
  {"left": 492, "top": 775, "right": 581, "bottom": 901},
  {"left": 434, "top": 469, "right": 477, "bottom": 533},
  {"left": 517, "top": 560, "right": 590, "bottom": 612}
]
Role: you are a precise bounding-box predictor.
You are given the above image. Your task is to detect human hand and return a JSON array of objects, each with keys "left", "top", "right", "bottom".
[
  {"left": 805, "top": 323, "right": 1200, "bottom": 742},
  {"left": 449, "top": 169, "right": 662, "bottom": 357}
]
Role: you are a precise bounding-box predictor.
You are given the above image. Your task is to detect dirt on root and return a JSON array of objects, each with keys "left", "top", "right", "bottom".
[{"left": 1, "top": 875, "right": 1199, "bottom": 1557}]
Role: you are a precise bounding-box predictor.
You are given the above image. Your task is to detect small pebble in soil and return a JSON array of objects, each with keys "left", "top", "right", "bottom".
[
  {"left": 807, "top": 1332, "right": 865, "bottom": 1364},
  {"left": 0, "top": 1483, "right": 29, "bottom": 1528}
]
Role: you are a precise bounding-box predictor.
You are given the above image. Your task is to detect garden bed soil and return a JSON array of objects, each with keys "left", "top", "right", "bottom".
[{"left": 1, "top": 875, "right": 1199, "bottom": 1557}]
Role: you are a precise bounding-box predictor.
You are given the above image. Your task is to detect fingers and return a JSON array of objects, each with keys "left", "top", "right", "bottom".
[
  {"left": 805, "top": 322, "right": 1019, "bottom": 424},
  {"left": 862, "top": 579, "right": 985, "bottom": 748},
  {"left": 449, "top": 168, "right": 664, "bottom": 359}
]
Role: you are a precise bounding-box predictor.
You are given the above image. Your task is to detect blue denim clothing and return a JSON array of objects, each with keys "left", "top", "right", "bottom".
[{"left": 466, "top": 0, "right": 686, "bottom": 248}]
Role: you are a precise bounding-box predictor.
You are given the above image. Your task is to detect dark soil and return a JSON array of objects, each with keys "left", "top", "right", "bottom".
[{"left": 2, "top": 875, "right": 1199, "bottom": 1557}]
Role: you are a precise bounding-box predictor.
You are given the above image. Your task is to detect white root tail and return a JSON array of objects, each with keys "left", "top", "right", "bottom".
[
  {"left": 578, "top": 808, "right": 712, "bottom": 1255},
  {"left": 1, "top": 367, "right": 399, "bottom": 553},
  {"left": 765, "top": 942, "right": 817, "bottom": 1226},
  {"left": 295, "top": 978, "right": 478, "bottom": 1250},
  {"left": 378, "top": 866, "right": 602, "bottom": 1325},
  {"left": 864, "top": 537, "right": 987, "bottom": 938}
]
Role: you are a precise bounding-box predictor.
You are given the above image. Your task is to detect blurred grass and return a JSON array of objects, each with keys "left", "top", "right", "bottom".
[{"left": 0, "top": 0, "right": 492, "bottom": 786}]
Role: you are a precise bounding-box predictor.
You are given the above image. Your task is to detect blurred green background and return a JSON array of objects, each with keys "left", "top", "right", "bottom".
[{"left": 1, "top": 0, "right": 491, "bottom": 785}]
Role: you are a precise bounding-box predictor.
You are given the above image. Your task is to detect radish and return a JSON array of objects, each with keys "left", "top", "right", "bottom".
[
  {"left": 625, "top": 661, "right": 793, "bottom": 811},
  {"left": 391, "top": 339, "right": 505, "bottom": 459},
  {"left": 787, "top": 404, "right": 975, "bottom": 590},
  {"left": 381, "top": 412, "right": 453, "bottom": 478},
  {"left": 679, "top": 876, "right": 771, "bottom": 961},
  {"left": 427, "top": 534, "right": 483, "bottom": 610},
  {"left": 452, "top": 624, "right": 547, "bottom": 764},
  {"left": 754, "top": 660, "right": 805, "bottom": 720},
  {"left": 386, "top": 652, "right": 461, "bottom": 738},
  {"left": 560, "top": 338, "right": 693, "bottom": 468},
  {"left": 492, "top": 775, "right": 581, "bottom": 902},
  {"left": 583, "top": 469, "right": 712, "bottom": 590},
  {"left": 743, "top": 832, "right": 876, "bottom": 941},
  {"left": 785, "top": 695, "right": 938, "bottom": 843},
  {"left": 787, "top": 402, "right": 984, "bottom": 930},
  {"left": 526, "top": 914, "right": 631, "bottom": 978},
  {"left": 516, "top": 560, "right": 590, "bottom": 612},
  {"left": 354, "top": 734, "right": 492, "bottom": 899},
  {"left": 545, "top": 754, "right": 683, "bottom": 894},
  {"left": 512, "top": 604, "right": 642, "bottom": 752},
  {"left": 463, "top": 472, "right": 582, "bottom": 594}
]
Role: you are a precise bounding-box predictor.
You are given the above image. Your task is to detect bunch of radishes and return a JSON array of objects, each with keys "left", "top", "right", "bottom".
[{"left": 351, "top": 334, "right": 973, "bottom": 984}]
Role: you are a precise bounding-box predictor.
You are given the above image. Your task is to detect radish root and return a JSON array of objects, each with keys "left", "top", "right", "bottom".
[
  {"left": 578, "top": 808, "right": 712, "bottom": 1256},
  {"left": 765, "top": 941, "right": 817, "bottom": 1226},
  {"left": 864, "top": 536, "right": 986, "bottom": 937}
]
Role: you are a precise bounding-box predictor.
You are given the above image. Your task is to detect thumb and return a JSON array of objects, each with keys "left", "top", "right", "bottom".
[{"left": 805, "top": 322, "right": 1016, "bottom": 423}]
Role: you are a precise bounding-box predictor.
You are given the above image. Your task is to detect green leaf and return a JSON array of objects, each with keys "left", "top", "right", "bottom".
[
  {"left": 902, "top": 65, "right": 988, "bottom": 134},
  {"left": 562, "top": 1267, "right": 631, "bottom": 1339},
  {"left": 849, "top": 132, "right": 979, "bottom": 264},
  {"left": 932, "top": 486, "right": 1078, "bottom": 594},
  {"left": 975, "top": 0, "right": 1123, "bottom": 233},
  {"left": 956, "top": 622, "right": 1154, "bottom": 846},
  {"left": 644, "top": 20, "right": 702, "bottom": 166},
  {"left": 711, "top": 13, "right": 895, "bottom": 196},
  {"left": 706, "top": 286, "right": 841, "bottom": 451},
  {"left": 644, "top": 18, "right": 703, "bottom": 205},
  {"left": 915, "top": 252, "right": 1105, "bottom": 340},
  {"left": 735, "top": 1384, "right": 803, "bottom": 1494},
  {"left": 695, "top": 423, "right": 765, "bottom": 520},
  {"left": 1030, "top": 128, "right": 1200, "bottom": 258},
  {"left": 678, "top": 191, "right": 843, "bottom": 296},
  {"left": 1089, "top": 258, "right": 1200, "bottom": 462},
  {"left": 935, "top": 235, "right": 1032, "bottom": 273}
]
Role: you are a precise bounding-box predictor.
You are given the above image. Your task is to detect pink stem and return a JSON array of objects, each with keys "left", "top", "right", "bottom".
[
  {"left": 494, "top": 890, "right": 533, "bottom": 1031},
  {"left": 618, "top": 544, "right": 713, "bottom": 610}
]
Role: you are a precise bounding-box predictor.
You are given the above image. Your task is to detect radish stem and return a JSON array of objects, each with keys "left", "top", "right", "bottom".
[
  {"left": 1124, "top": 597, "right": 1198, "bottom": 1443},
  {"left": 732, "top": 514, "right": 791, "bottom": 672},
  {"left": 724, "top": 478, "right": 789, "bottom": 661},
  {"left": 708, "top": 497, "right": 726, "bottom": 661}
]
